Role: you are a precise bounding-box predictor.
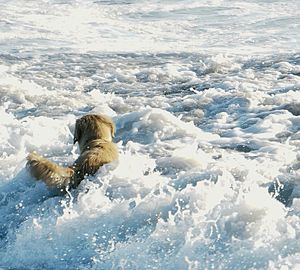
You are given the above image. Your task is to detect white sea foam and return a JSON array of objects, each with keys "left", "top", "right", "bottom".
[{"left": 0, "top": 0, "right": 300, "bottom": 269}]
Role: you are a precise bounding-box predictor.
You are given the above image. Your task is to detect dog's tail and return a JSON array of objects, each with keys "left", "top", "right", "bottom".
[{"left": 26, "top": 152, "right": 74, "bottom": 189}]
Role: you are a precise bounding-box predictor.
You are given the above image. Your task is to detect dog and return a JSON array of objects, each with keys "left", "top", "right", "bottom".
[{"left": 26, "top": 114, "right": 118, "bottom": 190}]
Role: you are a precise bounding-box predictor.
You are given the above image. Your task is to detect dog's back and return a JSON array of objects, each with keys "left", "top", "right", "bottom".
[{"left": 70, "top": 140, "right": 118, "bottom": 187}]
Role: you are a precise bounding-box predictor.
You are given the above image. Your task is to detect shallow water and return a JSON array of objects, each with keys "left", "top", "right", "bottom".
[{"left": 0, "top": 0, "right": 300, "bottom": 269}]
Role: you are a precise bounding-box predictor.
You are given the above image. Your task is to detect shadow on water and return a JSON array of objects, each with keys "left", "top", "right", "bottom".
[
  {"left": 242, "top": 53, "right": 300, "bottom": 72},
  {"left": 0, "top": 169, "right": 62, "bottom": 247},
  {"left": 268, "top": 181, "right": 295, "bottom": 207},
  {"left": 204, "top": 96, "right": 251, "bottom": 119}
]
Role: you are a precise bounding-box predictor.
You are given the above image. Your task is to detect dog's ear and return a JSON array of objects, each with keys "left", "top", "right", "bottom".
[
  {"left": 73, "top": 118, "right": 83, "bottom": 144},
  {"left": 110, "top": 122, "right": 116, "bottom": 138},
  {"left": 95, "top": 115, "right": 116, "bottom": 139},
  {"left": 104, "top": 119, "right": 115, "bottom": 138}
]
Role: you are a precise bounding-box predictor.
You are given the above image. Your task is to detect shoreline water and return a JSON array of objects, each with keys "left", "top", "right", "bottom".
[{"left": 0, "top": 0, "right": 300, "bottom": 269}]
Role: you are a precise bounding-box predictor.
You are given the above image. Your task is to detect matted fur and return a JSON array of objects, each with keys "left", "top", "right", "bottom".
[{"left": 26, "top": 114, "right": 118, "bottom": 190}]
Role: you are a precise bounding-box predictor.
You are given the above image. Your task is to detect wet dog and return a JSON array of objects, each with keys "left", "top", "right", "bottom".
[{"left": 26, "top": 114, "right": 118, "bottom": 190}]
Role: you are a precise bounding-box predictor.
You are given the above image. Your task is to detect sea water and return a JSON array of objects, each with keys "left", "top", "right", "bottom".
[{"left": 0, "top": 0, "right": 299, "bottom": 269}]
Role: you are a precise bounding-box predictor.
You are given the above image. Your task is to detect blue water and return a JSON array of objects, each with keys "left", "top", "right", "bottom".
[{"left": 0, "top": 0, "right": 300, "bottom": 269}]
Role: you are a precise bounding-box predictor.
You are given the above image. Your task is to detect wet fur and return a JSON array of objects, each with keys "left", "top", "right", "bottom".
[{"left": 26, "top": 114, "right": 118, "bottom": 190}]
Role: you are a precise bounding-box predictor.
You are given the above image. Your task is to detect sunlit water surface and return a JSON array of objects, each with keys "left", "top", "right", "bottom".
[{"left": 0, "top": 0, "right": 300, "bottom": 269}]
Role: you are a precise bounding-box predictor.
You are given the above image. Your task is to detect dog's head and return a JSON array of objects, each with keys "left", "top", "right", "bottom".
[{"left": 73, "top": 114, "right": 116, "bottom": 150}]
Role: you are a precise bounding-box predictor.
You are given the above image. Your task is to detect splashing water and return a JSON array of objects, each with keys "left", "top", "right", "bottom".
[{"left": 0, "top": 0, "right": 300, "bottom": 269}]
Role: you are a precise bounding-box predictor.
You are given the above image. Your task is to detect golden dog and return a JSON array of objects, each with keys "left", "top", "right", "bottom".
[{"left": 26, "top": 114, "right": 118, "bottom": 190}]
